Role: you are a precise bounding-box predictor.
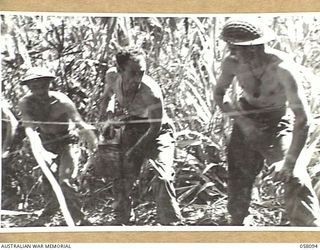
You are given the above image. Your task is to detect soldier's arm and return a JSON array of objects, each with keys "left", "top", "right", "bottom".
[
  {"left": 98, "top": 69, "right": 118, "bottom": 121},
  {"left": 126, "top": 97, "right": 163, "bottom": 157},
  {"left": 58, "top": 94, "right": 98, "bottom": 152},
  {"left": 127, "top": 78, "right": 164, "bottom": 156},
  {"left": 214, "top": 56, "right": 236, "bottom": 114},
  {"left": 280, "top": 66, "right": 310, "bottom": 170}
]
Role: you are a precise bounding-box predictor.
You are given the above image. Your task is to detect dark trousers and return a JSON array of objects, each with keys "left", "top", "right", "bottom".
[
  {"left": 110, "top": 118, "right": 182, "bottom": 225},
  {"left": 227, "top": 118, "right": 320, "bottom": 226}
]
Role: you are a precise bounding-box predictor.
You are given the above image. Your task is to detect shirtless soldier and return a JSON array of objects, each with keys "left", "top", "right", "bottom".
[
  {"left": 98, "top": 48, "right": 182, "bottom": 225},
  {"left": 19, "top": 67, "right": 97, "bottom": 226},
  {"left": 214, "top": 18, "right": 320, "bottom": 226}
]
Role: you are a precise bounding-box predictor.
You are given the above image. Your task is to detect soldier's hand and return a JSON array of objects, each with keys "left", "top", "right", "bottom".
[
  {"left": 41, "top": 149, "right": 57, "bottom": 166},
  {"left": 102, "top": 121, "right": 116, "bottom": 139},
  {"left": 79, "top": 128, "right": 98, "bottom": 152},
  {"left": 78, "top": 156, "right": 94, "bottom": 187}
]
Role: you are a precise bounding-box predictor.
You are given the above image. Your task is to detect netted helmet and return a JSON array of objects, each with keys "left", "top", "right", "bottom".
[
  {"left": 20, "top": 67, "right": 55, "bottom": 85},
  {"left": 220, "top": 18, "right": 276, "bottom": 46}
]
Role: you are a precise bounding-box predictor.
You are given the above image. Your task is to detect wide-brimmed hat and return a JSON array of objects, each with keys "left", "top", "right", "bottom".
[
  {"left": 20, "top": 67, "right": 55, "bottom": 85},
  {"left": 220, "top": 18, "right": 276, "bottom": 46}
]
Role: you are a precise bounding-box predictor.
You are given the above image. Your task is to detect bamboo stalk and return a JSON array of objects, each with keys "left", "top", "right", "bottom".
[{"left": 25, "top": 128, "right": 75, "bottom": 227}]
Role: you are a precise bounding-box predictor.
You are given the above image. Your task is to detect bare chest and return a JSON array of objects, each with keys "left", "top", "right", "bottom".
[
  {"left": 113, "top": 84, "right": 149, "bottom": 117},
  {"left": 235, "top": 65, "right": 286, "bottom": 107},
  {"left": 26, "top": 98, "right": 69, "bottom": 132}
]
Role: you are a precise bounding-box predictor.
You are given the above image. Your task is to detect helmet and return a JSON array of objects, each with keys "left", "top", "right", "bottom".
[
  {"left": 220, "top": 18, "right": 276, "bottom": 46},
  {"left": 20, "top": 67, "right": 55, "bottom": 85}
]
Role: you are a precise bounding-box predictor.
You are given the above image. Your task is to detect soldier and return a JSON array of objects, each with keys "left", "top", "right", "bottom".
[
  {"left": 19, "top": 67, "right": 97, "bottom": 226},
  {"left": 214, "top": 18, "right": 320, "bottom": 226},
  {"left": 98, "top": 48, "right": 182, "bottom": 225}
]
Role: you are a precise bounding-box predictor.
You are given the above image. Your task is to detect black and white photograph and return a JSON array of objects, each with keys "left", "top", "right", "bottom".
[{"left": 1, "top": 12, "right": 320, "bottom": 230}]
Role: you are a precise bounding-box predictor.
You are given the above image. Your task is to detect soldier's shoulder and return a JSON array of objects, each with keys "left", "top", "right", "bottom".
[
  {"left": 49, "top": 91, "right": 73, "bottom": 104},
  {"left": 142, "top": 74, "right": 157, "bottom": 86},
  {"left": 141, "top": 75, "right": 162, "bottom": 99},
  {"left": 222, "top": 54, "right": 239, "bottom": 70},
  {"left": 266, "top": 47, "right": 294, "bottom": 62},
  {"left": 224, "top": 53, "right": 239, "bottom": 63},
  {"left": 266, "top": 47, "right": 299, "bottom": 73},
  {"left": 18, "top": 93, "right": 33, "bottom": 106},
  {"left": 105, "top": 67, "right": 122, "bottom": 85}
]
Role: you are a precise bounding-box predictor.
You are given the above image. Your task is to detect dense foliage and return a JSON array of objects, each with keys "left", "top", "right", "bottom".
[{"left": 1, "top": 14, "right": 320, "bottom": 227}]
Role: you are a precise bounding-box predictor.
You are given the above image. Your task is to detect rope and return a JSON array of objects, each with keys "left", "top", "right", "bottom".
[
  {"left": 1, "top": 115, "right": 202, "bottom": 126},
  {"left": 1, "top": 100, "right": 311, "bottom": 128}
]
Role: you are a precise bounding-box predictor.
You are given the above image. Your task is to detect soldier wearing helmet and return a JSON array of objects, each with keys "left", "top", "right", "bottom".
[
  {"left": 18, "top": 66, "right": 98, "bottom": 226},
  {"left": 214, "top": 18, "right": 320, "bottom": 226}
]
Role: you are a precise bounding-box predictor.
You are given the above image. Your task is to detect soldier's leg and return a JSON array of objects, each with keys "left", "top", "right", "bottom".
[
  {"left": 112, "top": 154, "right": 143, "bottom": 224},
  {"left": 149, "top": 128, "right": 182, "bottom": 225},
  {"left": 227, "top": 124, "right": 265, "bottom": 225},
  {"left": 58, "top": 143, "right": 85, "bottom": 224},
  {"left": 38, "top": 161, "right": 60, "bottom": 220},
  {"left": 38, "top": 177, "right": 60, "bottom": 219},
  {"left": 88, "top": 144, "right": 131, "bottom": 225},
  {"left": 113, "top": 124, "right": 145, "bottom": 224},
  {"left": 112, "top": 178, "right": 132, "bottom": 224}
]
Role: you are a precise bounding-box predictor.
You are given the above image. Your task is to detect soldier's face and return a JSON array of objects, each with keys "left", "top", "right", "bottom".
[
  {"left": 228, "top": 44, "right": 256, "bottom": 62},
  {"left": 26, "top": 78, "right": 50, "bottom": 96},
  {"left": 120, "top": 57, "right": 146, "bottom": 89}
]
